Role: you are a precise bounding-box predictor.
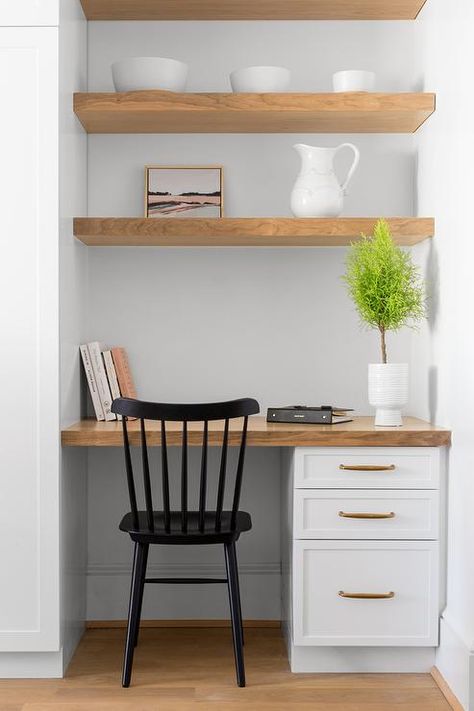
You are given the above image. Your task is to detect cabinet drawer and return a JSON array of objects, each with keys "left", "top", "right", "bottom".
[
  {"left": 294, "top": 447, "right": 440, "bottom": 489},
  {"left": 293, "top": 540, "right": 439, "bottom": 646},
  {"left": 294, "top": 489, "right": 439, "bottom": 540}
]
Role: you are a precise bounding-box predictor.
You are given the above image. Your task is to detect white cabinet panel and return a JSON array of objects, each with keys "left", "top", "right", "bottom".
[
  {"left": 294, "top": 447, "right": 440, "bottom": 489},
  {"left": 293, "top": 541, "right": 439, "bottom": 646},
  {"left": 0, "top": 1, "right": 59, "bottom": 26},
  {"left": 0, "top": 27, "right": 59, "bottom": 652},
  {"left": 294, "top": 489, "right": 439, "bottom": 540}
]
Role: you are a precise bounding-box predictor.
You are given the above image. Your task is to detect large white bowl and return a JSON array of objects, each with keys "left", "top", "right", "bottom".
[
  {"left": 230, "top": 65, "right": 291, "bottom": 93},
  {"left": 112, "top": 56, "right": 188, "bottom": 92},
  {"left": 332, "top": 70, "right": 376, "bottom": 93}
]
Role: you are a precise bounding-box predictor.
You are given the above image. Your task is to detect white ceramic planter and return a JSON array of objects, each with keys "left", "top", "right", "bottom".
[
  {"left": 368, "top": 363, "right": 409, "bottom": 427},
  {"left": 230, "top": 65, "right": 291, "bottom": 93},
  {"left": 332, "top": 70, "right": 376, "bottom": 92},
  {"left": 112, "top": 57, "right": 188, "bottom": 93}
]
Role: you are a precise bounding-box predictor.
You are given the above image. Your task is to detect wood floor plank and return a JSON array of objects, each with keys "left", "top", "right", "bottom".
[{"left": 2, "top": 629, "right": 452, "bottom": 711}]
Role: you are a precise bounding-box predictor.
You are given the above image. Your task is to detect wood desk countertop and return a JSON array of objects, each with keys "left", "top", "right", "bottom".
[{"left": 61, "top": 416, "right": 451, "bottom": 448}]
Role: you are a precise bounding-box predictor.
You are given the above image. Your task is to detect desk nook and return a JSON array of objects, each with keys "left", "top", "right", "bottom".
[{"left": 62, "top": 415, "right": 450, "bottom": 674}]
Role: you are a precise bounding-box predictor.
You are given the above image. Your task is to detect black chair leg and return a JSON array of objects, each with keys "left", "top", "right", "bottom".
[
  {"left": 122, "top": 542, "right": 147, "bottom": 688},
  {"left": 224, "top": 541, "right": 245, "bottom": 687},
  {"left": 233, "top": 546, "right": 244, "bottom": 647},
  {"left": 134, "top": 543, "right": 149, "bottom": 648}
]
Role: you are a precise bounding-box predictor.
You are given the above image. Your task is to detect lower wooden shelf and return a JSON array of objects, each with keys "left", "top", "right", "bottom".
[
  {"left": 61, "top": 416, "right": 451, "bottom": 448},
  {"left": 73, "top": 217, "right": 434, "bottom": 247}
]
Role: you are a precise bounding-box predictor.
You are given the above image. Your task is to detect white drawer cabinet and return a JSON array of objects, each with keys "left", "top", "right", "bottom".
[
  {"left": 282, "top": 445, "right": 445, "bottom": 667},
  {"left": 294, "top": 447, "right": 440, "bottom": 489},
  {"left": 294, "top": 489, "right": 439, "bottom": 540},
  {"left": 293, "top": 540, "right": 439, "bottom": 646}
]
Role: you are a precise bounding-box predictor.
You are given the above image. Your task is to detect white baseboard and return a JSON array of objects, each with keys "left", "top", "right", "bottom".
[
  {"left": 288, "top": 644, "right": 436, "bottom": 673},
  {"left": 87, "top": 562, "right": 281, "bottom": 621},
  {"left": 0, "top": 650, "right": 63, "bottom": 678},
  {"left": 436, "top": 615, "right": 472, "bottom": 710},
  {"left": 87, "top": 562, "right": 280, "bottom": 577}
]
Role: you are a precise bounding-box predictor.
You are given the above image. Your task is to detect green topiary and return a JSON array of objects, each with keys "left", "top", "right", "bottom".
[{"left": 343, "top": 219, "right": 426, "bottom": 363}]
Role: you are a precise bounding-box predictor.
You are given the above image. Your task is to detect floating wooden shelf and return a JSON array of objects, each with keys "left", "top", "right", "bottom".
[
  {"left": 61, "top": 416, "right": 451, "bottom": 448},
  {"left": 73, "top": 92, "right": 435, "bottom": 134},
  {"left": 73, "top": 217, "right": 434, "bottom": 247},
  {"left": 79, "top": 0, "right": 428, "bottom": 21}
]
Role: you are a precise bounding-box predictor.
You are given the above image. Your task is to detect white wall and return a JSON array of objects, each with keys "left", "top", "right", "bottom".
[
  {"left": 85, "top": 19, "right": 419, "bottom": 620},
  {"left": 413, "top": 1, "right": 474, "bottom": 707},
  {"left": 86, "top": 20, "right": 419, "bottom": 410},
  {"left": 59, "top": 0, "right": 88, "bottom": 670}
]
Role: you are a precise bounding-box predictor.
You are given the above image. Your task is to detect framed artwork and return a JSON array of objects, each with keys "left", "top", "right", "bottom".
[{"left": 145, "top": 165, "right": 224, "bottom": 218}]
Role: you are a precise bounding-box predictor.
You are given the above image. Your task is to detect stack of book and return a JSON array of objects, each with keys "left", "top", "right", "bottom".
[{"left": 80, "top": 342, "right": 136, "bottom": 421}]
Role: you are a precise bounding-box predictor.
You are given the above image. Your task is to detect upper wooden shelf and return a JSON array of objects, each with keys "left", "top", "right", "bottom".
[
  {"left": 73, "top": 217, "right": 434, "bottom": 247},
  {"left": 79, "top": 0, "right": 428, "bottom": 21},
  {"left": 62, "top": 416, "right": 450, "bottom": 448},
  {"left": 73, "top": 92, "right": 435, "bottom": 134}
]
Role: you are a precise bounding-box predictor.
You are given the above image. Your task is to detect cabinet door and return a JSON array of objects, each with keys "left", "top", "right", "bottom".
[
  {"left": 0, "top": 1, "right": 59, "bottom": 26},
  {"left": 0, "top": 27, "right": 59, "bottom": 652},
  {"left": 293, "top": 541, "right": 439, "bottom": 647}
]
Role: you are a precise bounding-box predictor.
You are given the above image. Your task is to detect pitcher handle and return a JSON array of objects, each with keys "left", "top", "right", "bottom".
[{"left": 335, "top": 143, "right": 360, "bottom": 195}]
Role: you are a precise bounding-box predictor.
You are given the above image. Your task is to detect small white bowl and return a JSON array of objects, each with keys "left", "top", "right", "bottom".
[
  {"left": 112, "top": 56, "right": 188, "bottom": 93},
  {"left": 332, "top": 70, "right": 376, "bottom": 93},
  {"left": 230, "top": 65, "right": 291, "bottom": 93}
]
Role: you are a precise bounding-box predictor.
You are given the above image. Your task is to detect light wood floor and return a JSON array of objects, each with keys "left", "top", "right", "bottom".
[{"left": 0, "top": 628, "right": 453, "bottom": 710}]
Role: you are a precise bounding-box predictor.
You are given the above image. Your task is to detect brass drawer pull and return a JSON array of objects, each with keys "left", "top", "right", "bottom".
[
  {"left": 339, "top": 464, "right": 396, "bottom": 472},
  {"left": 338, "top": 511, "right": 395, "bottom": 519},
  {"left": 338, "top": 591, "right": 395, "bottom": 600}
]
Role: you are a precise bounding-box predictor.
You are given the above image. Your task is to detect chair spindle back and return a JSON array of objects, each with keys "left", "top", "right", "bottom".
[{"left": 112, "top": 398, "right": 260, "bottom": 534}]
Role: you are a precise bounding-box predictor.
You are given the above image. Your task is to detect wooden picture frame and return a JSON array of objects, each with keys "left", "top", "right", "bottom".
[{"left": 145, "top": 165, "right": 224, "bottom": 218}]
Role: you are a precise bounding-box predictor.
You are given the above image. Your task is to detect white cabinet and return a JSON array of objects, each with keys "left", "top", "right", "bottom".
[
  {"left": 0, "top": 27, "right": 59, "bottom": 653},
  {"left": 0, "top": 1, "right": 59, "bottom": 26},
  {"left": 293, "top": 541, "right": 439, "bottom": 646},
  {"left": 283, "top": 446, "right": 444, "bottom": 667}
]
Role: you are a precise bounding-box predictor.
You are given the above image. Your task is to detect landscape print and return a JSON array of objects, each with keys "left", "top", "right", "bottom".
[{"left": 146, "top": 166, "right": 223, "bottom": 218}]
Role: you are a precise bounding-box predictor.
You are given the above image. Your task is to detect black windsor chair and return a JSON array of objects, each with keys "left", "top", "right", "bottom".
[{"left": 111, "top": 396, "right": 260, "bottom": 688}]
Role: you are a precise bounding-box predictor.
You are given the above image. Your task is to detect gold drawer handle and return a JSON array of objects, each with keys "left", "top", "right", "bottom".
[
  {"left": 339, "top": 464, "right": 396, "bottom": 472},
  {"left": 338, "top": 591, "right": 395, "bottom": 600},
  {"left": 338, "top": 511, "right": 395, "bottom": 519}
]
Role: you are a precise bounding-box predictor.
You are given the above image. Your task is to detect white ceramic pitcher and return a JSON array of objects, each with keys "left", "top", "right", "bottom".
[{"left": 291, "top": 143, "right": 360, "bottom": 217}]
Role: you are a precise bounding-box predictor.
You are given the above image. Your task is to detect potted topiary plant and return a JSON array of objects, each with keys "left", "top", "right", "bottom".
[{"left": 343, "top": 219, "right": 426, "bottom": 426}]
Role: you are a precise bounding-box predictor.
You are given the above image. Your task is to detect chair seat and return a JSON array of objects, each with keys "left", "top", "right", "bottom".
[{"left": 119, "top": 510, "right": 252, "bottom": 544}]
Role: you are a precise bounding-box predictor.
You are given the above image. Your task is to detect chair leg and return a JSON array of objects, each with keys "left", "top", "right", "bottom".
[
  {"left": 233, "top": 546, "right": 244, "bottom": 647},
  {"left": 122, "top": 542, "right": 147, "bottom": 688},
  {"left": 134, "top": 544, "right": 149, "bottom": 647},
  {"left": 224, "top": 541, "right": 245, "bottom": 687}
]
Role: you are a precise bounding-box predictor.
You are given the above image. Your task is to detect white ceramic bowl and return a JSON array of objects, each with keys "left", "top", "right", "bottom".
[
  {"left": 332, "top": 70, "right": 376, "bottom": 93},
  {"left": 112, "top": 56, "right": 188, "bottom": 92},
  {"left": 230, "top": 65, "right": 291, "bottom": 93}
]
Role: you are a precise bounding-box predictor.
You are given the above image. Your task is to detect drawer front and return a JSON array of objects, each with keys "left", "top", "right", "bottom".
[
  {"left": 294, "top": 447, "right": 440, "bottom": 489},
  {"left": 293, "top": 540, "right": 439, "bottom": 646},
  {"left": 294, "top": 489, "right": 439, "bottom": 540}
]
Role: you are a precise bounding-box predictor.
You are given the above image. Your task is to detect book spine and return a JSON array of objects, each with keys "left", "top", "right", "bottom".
[
  {"left": 111, "top": 347, "right": 137, "bottom": 399},
  {"left": 102, "top": 349, "right": 122, "bottom": 421},
  {"left": 79, "top": 344, "right": 105, "bottom": 421},
  {"left": 88, "top": 341, "right": 116, "bottom": 421}
]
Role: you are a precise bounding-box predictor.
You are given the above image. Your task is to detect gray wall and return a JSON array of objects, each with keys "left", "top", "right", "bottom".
[
  {"left": 59, "top": 0, "right": 88, "bottom": 664},
  {"left": 85, "top": 19, "right": 419, "bottom": 620}
]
